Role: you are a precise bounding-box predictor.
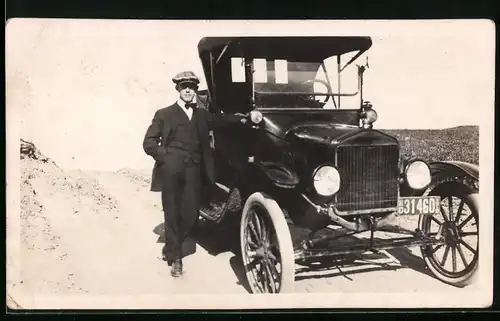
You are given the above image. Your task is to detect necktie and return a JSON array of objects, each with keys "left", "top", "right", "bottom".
[{"left": 185, "top": 102, "right": 197, "bottom": 109}]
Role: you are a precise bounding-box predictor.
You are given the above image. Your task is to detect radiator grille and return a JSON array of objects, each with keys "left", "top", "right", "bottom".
[{"left": 336, "top": 144, "right": 399, "bottom": 212}]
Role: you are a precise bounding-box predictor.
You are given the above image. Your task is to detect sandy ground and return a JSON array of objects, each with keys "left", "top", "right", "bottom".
[{"left": 7, "top": 153, "right": 483, "bottom": 310}]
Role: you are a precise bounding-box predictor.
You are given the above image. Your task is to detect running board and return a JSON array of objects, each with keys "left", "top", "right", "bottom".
[
  {"left": 199, "top": 183, "right": 241, "bottom": 223},
  {"left": 295, "top": 235, "right": 442, "bottom": 261}
]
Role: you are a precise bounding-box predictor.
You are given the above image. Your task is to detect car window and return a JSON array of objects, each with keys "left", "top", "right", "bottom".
[{"left": 229, "top": 55, "right": 361, "bottom": 110}]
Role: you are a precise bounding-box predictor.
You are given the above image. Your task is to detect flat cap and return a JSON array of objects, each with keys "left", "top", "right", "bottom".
[{"left": 172, "top": 71, "right": 200, "bottom": 86}]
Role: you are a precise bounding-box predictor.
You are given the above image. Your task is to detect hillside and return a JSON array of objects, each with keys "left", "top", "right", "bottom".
[
  {"left": 15, "top": 139, "right": 120, "bottom": 299},
  {"left": 380, "top": 125, "right": 479, "bottom": 165}
]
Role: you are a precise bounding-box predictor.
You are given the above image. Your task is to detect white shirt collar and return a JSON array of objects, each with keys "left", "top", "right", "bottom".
[
  {"left": 177, "top": 96, "right": 196, "bottom": 108},
  {"left": 177, "top": 97, "right": 196, "bottom": 120}
]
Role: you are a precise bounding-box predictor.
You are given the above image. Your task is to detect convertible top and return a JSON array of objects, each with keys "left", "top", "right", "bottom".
[
  {"left": 197, "top": 36, "right": 372, "bottom": 62},
  {"left": 197, "top": 36, "right": 372, "bottom": 105}
]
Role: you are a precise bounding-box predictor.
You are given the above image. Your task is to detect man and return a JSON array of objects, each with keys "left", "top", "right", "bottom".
[{"left": 142, "top": 71, "right": 246, "bottom": 277}]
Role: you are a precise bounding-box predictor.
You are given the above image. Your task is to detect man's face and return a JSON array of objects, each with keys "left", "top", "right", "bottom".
[{"left": 177, "top": 83, "right": 197, "bottom": 103}]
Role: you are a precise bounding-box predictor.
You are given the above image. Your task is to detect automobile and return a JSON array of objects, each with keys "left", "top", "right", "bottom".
[{"left": 195, "top": 36, "right": 480, "bottom": 294}]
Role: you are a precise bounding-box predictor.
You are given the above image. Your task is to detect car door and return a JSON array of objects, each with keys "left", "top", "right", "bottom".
[{"left": 210, "top": 56, "right": 257, "bottom": 188}]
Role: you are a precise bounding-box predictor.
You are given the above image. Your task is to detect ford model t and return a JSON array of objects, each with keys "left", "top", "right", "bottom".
[{"left": 195, "top": 36, "right": 480, "bottom": 293}]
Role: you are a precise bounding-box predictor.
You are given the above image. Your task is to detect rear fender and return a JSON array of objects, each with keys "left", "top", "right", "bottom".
[{"left": 413, "top": 160, "right": 479, "bottom": 197}]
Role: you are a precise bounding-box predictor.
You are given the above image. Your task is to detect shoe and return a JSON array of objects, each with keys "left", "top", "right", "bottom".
[
  {"left": 162, "top": 254, "right": 172, "bottom": 266},
  {"left": 170, "top": 259, "right": 183, "bottom": 277}
]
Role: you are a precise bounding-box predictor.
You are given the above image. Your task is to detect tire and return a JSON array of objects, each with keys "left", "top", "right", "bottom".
[
  {"left": 419, "top": 191, "right": 479, "bottom": 287},
  {"left": 240, "top": 192, "right": 295, "bottom": 293}
]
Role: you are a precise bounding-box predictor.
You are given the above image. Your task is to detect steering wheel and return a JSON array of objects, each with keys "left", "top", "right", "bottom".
[{"left": 302, "top": 79, "right": 333, "bottom": 104}]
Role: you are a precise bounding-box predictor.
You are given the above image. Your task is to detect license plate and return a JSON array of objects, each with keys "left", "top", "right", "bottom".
[{"left": 397, "top": 196, "right": 441, "bottom": 216}]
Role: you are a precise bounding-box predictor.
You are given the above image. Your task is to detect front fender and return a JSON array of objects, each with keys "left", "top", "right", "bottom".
[
  {"left": 234, "top": 160, "right": 300, "bottom": 200},
  {"left": 430, "top": 160, "right": 479, "bottom": 181},
  {"left": 247, "top": 161, "right": 300, "bottom": 188},
  {"left": 419, "top": 160, "right": 479, "bottom": 196}
]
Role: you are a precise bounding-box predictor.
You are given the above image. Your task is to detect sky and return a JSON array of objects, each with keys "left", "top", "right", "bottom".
[{"left": 6, "top": 19, "right": 495, "bottom": 171}]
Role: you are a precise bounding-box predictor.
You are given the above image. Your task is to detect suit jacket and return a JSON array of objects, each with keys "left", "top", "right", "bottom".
[{"left": 143, "top": 102, "right": 242, "bottom": 192}]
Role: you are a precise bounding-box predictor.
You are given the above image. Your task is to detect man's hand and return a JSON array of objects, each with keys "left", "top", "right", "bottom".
[{"left": 234, "top": 112, "right": 249, "bottom": 124}]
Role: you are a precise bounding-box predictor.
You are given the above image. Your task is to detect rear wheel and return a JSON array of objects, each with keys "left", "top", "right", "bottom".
[
  {"left": 419, "top": 191, "right": 479, "bottom": 287},
  {"left": 240, "top": 192, "right": 295, "bottom": 293}
]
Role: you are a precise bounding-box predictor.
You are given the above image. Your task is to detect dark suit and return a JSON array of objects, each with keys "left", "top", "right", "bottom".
[{"left": 143, "top": 102, "right": 241, "bottom": 262}]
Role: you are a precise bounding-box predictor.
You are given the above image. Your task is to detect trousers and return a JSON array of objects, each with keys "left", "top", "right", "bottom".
[{"left": 160, "top": 158, "right": 201, "bottom": 263}]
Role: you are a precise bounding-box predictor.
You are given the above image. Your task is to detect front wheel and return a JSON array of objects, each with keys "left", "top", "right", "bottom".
[
  {"left": 240, "top": 192, "right": 295, "bottom": 293},
  {"left": 419, "top": 191, "right": 479, "bottom": 287}
]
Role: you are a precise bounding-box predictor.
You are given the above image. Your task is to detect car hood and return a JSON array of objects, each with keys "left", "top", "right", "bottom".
[{"left": 285, "top": 122, "right": 398, "bottom": 148}]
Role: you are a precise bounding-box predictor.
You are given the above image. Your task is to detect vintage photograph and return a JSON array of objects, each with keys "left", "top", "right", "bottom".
[{"left": 6, "top": 19, "right": 495, "bottom": 309}]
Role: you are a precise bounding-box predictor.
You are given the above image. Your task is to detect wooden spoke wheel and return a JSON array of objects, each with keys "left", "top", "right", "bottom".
[
  {"left": 419, "top": 192, "right": 479, "bottom": 287},
  {"left": 240, "top": 192, "right": 295, "bottom": 294}
]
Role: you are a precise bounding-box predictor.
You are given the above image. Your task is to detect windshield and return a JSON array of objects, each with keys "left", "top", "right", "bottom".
[{"left": 230, "top": 55, "right": 362, "bottom": 109}]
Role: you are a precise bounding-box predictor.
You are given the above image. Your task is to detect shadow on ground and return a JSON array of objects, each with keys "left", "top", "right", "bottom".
[
  {"left": 153, "top": 217, "right": 435, "bottom": 292},
  {"left": 293, "top": 234, "right": 434, "bottom": 283},
  {"left": 152, "top": 221, "right": 198, "bottom": 262},
  {"left": 385, "top": 246, "right": 433, "bottom": 277},
  {"left": 193, "top": 215, "right": 241, "bottom": 256},
  {"left": 295, "top": 260, "right": 402, "bottom": 281},
  {"left": 192, "top": 214, "right": 254, "bottom": 292},
  {"left": 152, "top": 213, "right": 253, "bottom": 291}
]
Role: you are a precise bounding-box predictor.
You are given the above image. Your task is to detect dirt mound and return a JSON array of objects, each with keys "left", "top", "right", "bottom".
[
  {"left": 20, "top": 139, "right": 59, "bottom": 224},
  {"left": 22, "top": 162, "right": 118, "bottom": 214},
  {"left": 20, "top": 159, "right": 60, "bottom": 246},
  {"left": 20, "top": 139, "right": 53, "bottom": 164},
  {"left": 20, "top": 138, "right": 119, "bottom": 223},
  {"left": 115, "top": 167, "right": 151, "bottom": 187},
  {"left": 14, "top": 139, "right": 122, "bottom": 303}
]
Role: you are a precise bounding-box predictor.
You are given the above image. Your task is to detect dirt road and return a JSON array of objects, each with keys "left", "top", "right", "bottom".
[{"left": 8, "top": 155, "right": 483, "bottom": 309}]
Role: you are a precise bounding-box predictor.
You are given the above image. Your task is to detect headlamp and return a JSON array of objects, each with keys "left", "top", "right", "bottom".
[
  {"left": 250, "top": 110, "right": 263, "bottom": 124},
  {"left": 360, "top": 101, "right": 377, "bottom": 128},
  {"left": 313, "top": 165, "right": 341, "bottom": 197},
  {"left": 404, "top": 159, "right": 432, "bottom": 190},
  {"left": 362, "top": 109, "right": 378, "bottom": 124}
]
